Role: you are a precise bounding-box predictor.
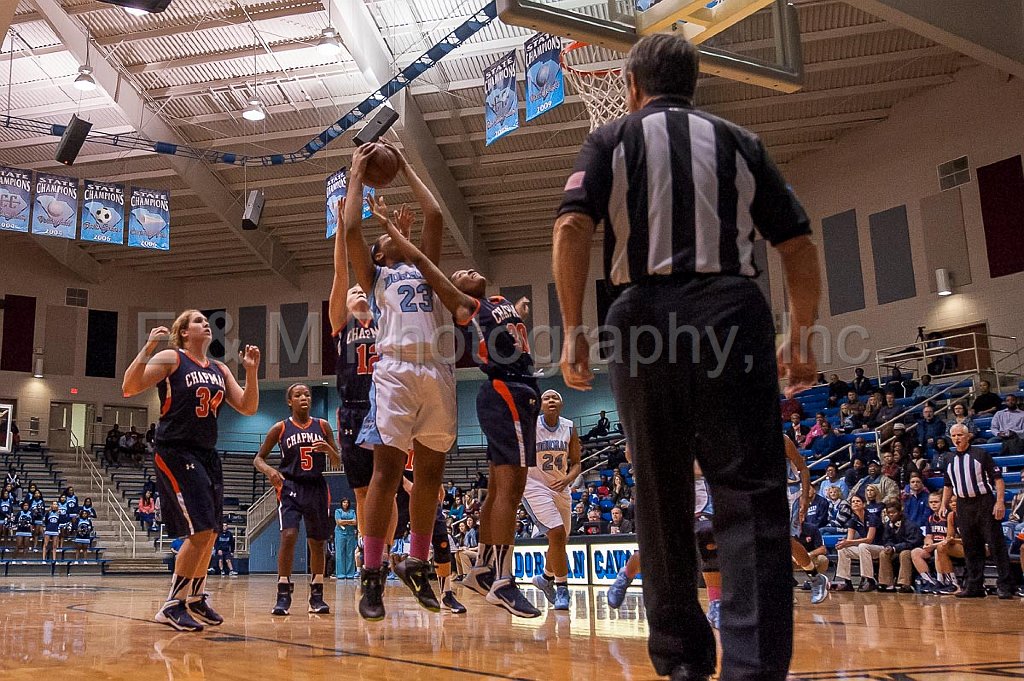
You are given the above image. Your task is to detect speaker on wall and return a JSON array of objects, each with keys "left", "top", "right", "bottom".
[
  {"left": 354, "top": 106, "right": 399, "bottom": 146},
  {"left": 242, "top": 189, "right": 265, "bottom": 230},
  {"left": 55, "top": 115, "right": 93, "bottom": 166}
]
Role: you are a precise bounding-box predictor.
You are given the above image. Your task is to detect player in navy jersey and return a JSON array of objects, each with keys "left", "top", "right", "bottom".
[
  {"left": 328, "top": 198, "right": 400, "bottom": 569},
  {"left": 255, "top": 383, "right": 340, "bottom": 616},
  {"left": 345, "top": 144, "right": 457, "bottom": 621},
  {"left": 123, "top": 309, "right": 260, "bottom": 633},
  {"left": 375, "top": 215, "right": 541, "bottom": 617}
]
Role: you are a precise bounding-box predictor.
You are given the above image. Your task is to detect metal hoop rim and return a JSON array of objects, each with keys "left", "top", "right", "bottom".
[{"left": 559, "top": 40, "right": 623, "bottom": 78}]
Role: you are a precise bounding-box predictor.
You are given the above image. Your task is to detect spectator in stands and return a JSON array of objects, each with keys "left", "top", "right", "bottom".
[
  {"left": 570, "top": 502, "right": 588, "bottom": 535},
  {"left": 932, "top": 437, "right": 954, "bottom": 472},
  {"left": 827, "top": 374, "right": 849, "bottom": 407},
  {"left": 608, "top": 506, "right": 633, "bottom": 535},
  {"left": 137, "top": 490, "right": 157, "bottom": 532},
  {"left": 809, "top": 421, "right": 841, "bottom": 459},
  {"left": 72, "top": 508, "right": 95, "bottom": 562},
  {"left": 837, "top": 403, "right": 862, "bottom": 435},
  {"left": 462, "top": 516, "right": 479, "bottom": 548},
  {"left": 862, "top": 393, "right": 882, "bottom": 428},
  {"left": 794, "top": 521, "right": 828, "bottom": 590},
  {"left": 891, "top": 422, "right": 916, "bottom": 456},
  {"left": 819, "top": 465, "right": 848, "bottom": 499},
  {"left": 9, "top": 421, "right": 19, "bottom": 454},
  {"left": 845, "top": 389, "right": 865, "bottom": 415},
  {"left": 801, "top": 413, "right": 827, "bottom": 449},
  {"left": 618, "top": 497, "right": 635, "bottom": 522},
  {"left": 13, "top": 501, "right": 33, "bottom": 557},
  {"left": 81, "top": 497, "right": 96, "bottom": 518},
  {"left": 597, "top": 475, "right": 611, "bottom": 498},
  {"left": 515, "top": 521, "right": 531, "bottom": 540},
  {"left": 988, "top": 394, "right": 1024, "bottom": 454},
  {"left": 64, "top": 487, "right": 79, "bottom": 515},
  {"left": 780, "top": 395, "right": 804, "bottom": 422},
  {"left": 0, "top": 490, "right": 12, "bottom": 539},
  {"left": 30, "top": 491, "right": 45, "bottom": 550},
  {"left": 910, "top": 445, "right": 932, "bottom": 477},
  {"left": 214, "top": 523, "right": 238, "bottom": 576},
  {"left": 144, "top": 423, "right": 156, "bottom": 455},
  {"left": 916, "top": 405, "right": 945, "bottom": 450},
  {"left": 786, "top": 413, "right": 809, "bottom": 446},
  {"left": 944, "top": 401, "right": 977, "bottom": 440},
  {"left": 5, "top": 466, "right": 20, "bottom": 499},
  {"left": 449, "top": 495, "right": 466, "bottom": 521},
  {"left": 334, "top": 498, "right": 357, "bottom": 579},
  {"left": 454, "top": 518, "right": 479, "bottom": 577},
  {"left": 118, "top": 428, "right": 139, "bottom": 466},
  {"left": 606, "top": 444, "right": 627, "bottom": 470},
  {"left": 852, "top": 461, "right": 898, "bottom": 504},
  {"left": 611, "top": 472, "right": 631, "bottom": 503},
  {"left": 902, "top": 474, "right": 931, "bottom": 527},
  {"left": 911, "top": 374, "right": 940, "bottom": 400},
  {"left": 103, "top": 424, "right": 122, "bottom": 466},
  {"left": 833, "top": 495, "right": 883, "bottom": 592},
  {"left": 843, "top": 457, "right": 868, "bottom": 491},
  {"left": 876, "top": 503, "right": 923, "bottom": 593},
  {"left": 864, "top": 485, "right": 884, "bottom": 525},
  {"left": 580, "top": 508, "right": 609, "bottom": 535},
  {"left": 874, "top": 392, "right": 903, "bottom": 436},
  {"left": 472, "top": 471, "right": 488, "bottom": 491},
  {"left": 970, "top": 380, "right": 1002, "bottom": 417},
  {"left": 851, "top": 367, "right": 871, "bottom": 395},
  {"left": 142, "top": 475, "right": 157, "bottom": 498},
  {"left": 583, "top": 411, "right": 612, "bottom": 442},
  {"left": 803, "top": 485, "right": 830, "bottom": 531},
  {"left": 849, "top": 436, "right": 874, "bottom": 464}
]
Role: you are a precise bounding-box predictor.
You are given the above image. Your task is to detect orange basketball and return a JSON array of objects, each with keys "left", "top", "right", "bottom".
[{"left": 361, "top": 142, "right": 401, "bottom": 188}]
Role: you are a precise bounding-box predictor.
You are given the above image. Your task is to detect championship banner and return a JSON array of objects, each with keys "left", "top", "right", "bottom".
[
  {"left": 0, "top": 166, "right": 32, "bottom": 233},
  {"left": 325, "top": 168, "right": 374, "bottom": 239},
  {"left": 127, "top": 187, "right": 170, "bottom": 250},
  {"left": 484, "top": 50, "right": 519, "bottom": 146},
  {"left": 80, "top": 180, "right": 126, "bottom": 244},
  {"left": 524, "top": 33, "right": 564, "bottom": 121},
  {"left": 30, "top": 173, "right": 78, "bottom": 239}
]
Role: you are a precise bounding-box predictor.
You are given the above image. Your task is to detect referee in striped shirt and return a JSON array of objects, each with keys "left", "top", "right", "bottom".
[
  {"left": 941, "top": 424, "right": 1014, "bottom": 598},
  {"left": 554, "top": 34, "right": 821, "bottom": 681}
]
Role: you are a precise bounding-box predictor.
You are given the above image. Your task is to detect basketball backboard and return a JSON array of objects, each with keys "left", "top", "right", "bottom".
[{"left": 497, "top": 0, "right": 804, "bottom": 92}]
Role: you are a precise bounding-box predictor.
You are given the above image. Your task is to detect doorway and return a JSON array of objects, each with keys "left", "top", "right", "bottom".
[
  {"left": 49, "top": 402, "right": 95, "bottom": 451},
  {"left": 99, "top": 405, "right": 150, "bottom": 446}
]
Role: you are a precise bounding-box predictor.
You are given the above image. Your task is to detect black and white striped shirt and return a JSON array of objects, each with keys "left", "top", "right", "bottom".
[
  {"left": 943, "top": 446, "right": 1002, "bottom": 498},
  {"left": 559, "top": 96, "right": 810, "bottom": 286}
]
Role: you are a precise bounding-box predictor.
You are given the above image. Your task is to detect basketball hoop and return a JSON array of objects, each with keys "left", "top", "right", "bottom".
[{"left": 560, "top": 41, "right": 628, "bottom": 131}]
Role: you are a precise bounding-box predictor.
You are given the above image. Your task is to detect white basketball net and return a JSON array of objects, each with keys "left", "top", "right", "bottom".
[{"left": 561, "top": 42, "right": 628, "bottom": 131}]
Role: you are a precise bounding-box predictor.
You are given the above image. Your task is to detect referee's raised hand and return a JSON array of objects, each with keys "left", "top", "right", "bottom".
[
  {"left": 561, "top": 327, "right": 593, "bottom": 391},
  {"left": 778, "top": 334, "right": 817, "bottom": 398}
]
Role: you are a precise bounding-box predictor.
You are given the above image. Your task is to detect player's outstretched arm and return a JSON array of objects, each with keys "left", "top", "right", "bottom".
[
  {"left": 328, "top": 197, "right": 351, "bottom": 335},
  {"left": 375, "top": 205, "right": 477, "bottom": 324},
  {"left": 221, "top": 345, "right": 260, "bottom": 415},
  {"left": 386, "top": 140, "right": 443, "bottom": 267},
  {"left": 254, "top": 422, "right": 285, "bottom": 490},
  {"left": 345, "top": 149, "right": 377, "bottom": 296},
  {"left": 122, "top": 327, "right": 179, "bottom": 397}
]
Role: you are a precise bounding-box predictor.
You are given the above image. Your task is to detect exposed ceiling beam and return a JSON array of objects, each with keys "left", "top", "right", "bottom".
[
  {"left": 125, "top": 38, "right": 317, "bottom": 75},
  {"left": 329, "top": 0, "right": 490, "bottom": 272},
  {"left": 91, "top": 2, "right": 323, "bottom": 46},
  {"left": 33, "top": 0, "right": 303, "bottom": 289},
  {"left": 0, "top": 125, "right": 136, "bottom": 150},
  {"left": 146, "top": 61, "right": 362, "bottom": 99}
]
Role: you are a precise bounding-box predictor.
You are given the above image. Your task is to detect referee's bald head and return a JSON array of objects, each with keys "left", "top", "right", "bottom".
[{"left": 624, "top": 33, "right": 700, "bottom": 110}]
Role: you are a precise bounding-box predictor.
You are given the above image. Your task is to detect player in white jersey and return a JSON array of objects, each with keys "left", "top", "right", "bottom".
[
  {"left": 344, "top": 142, "right": 457, "bottom": 621},
  {"left": 522, "top": 390, "right": 581, "bottom": 610}
]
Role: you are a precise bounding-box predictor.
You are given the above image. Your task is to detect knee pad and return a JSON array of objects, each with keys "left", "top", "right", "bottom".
[{"left": 695, "top": 518, "right": 718, "bottom": 572}]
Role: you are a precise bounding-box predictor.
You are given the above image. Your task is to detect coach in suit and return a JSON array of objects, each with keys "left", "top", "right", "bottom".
[{"left": 553, "top": 33, "right": 821, "bottom": 681}]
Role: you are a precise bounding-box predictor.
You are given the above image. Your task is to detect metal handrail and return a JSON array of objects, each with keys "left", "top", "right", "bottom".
[
  {"left": 72, "top": 434, "right": 138, "bottom": 558},
  {"left": 105, "top": 487, "right": 138, "bottom": 558},
  {"left": 579, "top": 438, "right": 628, "bottom": 478},
  {"left": 244, "top": 488, "right": 278, "bottom": 552},
  {"left": 75, "top": 443, "right": 106, "bottom": 497}
]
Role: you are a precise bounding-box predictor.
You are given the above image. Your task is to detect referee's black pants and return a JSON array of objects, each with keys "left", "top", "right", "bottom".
[
  {"left": 957, "top": 494, "right": 1014, "bottom": 593},
  {"left": 607, "top": 276, "right": 792, "bottom": 681}
]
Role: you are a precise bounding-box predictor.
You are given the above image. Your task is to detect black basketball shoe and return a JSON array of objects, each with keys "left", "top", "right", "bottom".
[
  {"left": 308, "top": 583, "right": 330, "bottom": 614},
  {"left": 394, "top": 557, "right": 441, "bottom": 613},
  {"left": 358, "top": 567, "right": 387, "bottom": 621},
  {"left": 272, "top": 582, "right": 293, "bottom": 616}
]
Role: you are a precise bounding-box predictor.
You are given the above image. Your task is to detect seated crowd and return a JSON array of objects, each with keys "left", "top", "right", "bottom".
[
  {"left": 0, "top": 481, "right": 99, "bottom": 562},
  {"left": 785, "top": 369, "right": 1024, "bottom": 596}
]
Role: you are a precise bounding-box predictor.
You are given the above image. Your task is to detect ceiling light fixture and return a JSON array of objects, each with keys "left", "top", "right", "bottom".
[
  {"left": 123, "top": 6, "right": 150, "bottom": 16},
  {"left": 97, "top": 0, "right": 173, "bottom": 14},
  {"left": 317, "top": 27, "right": 343, "bottom": 56},
  {"left": 73, "top": 64, "right": 97, "bottom": 91},
  {"left": 242, "top": 98, "right": 265, "bottom": 121}
]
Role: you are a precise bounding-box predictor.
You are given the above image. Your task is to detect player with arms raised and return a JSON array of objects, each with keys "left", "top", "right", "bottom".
[
  {"left": 344, "top": 142, "right": 457, "bottom": 620},
  {"left": 255, "top": 383, "right": 340, "bottom": 615},
  {"left": 376, "top": 216, "right": 541, "bottom": 617},
  {"left": 123, "top": 310, "right": 260, "bottom": 632}
]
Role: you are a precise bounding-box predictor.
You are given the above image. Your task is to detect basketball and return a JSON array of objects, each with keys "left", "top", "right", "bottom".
[{"left": 361, "top": 142, "right": 401, "bottom": 188}]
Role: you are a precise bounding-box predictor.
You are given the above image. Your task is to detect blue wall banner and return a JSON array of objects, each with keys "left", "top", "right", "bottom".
[
  {"left": 325, "top": 168, "right": 374, "bottom": 239},
  {"left": 80, "top": 180, "right": 126, "bottom": 244},
  {"left": 484, "top": 50, "right": 519, "bottom": 145},
  {"left": 0, "top": 166, "right": 32, "bottom": 233},
  {"left": 513, "top": 543, "right": 591, "bottom": 586},
  {"left": 127, "top": 187, "right": 170, "bottom": 250},
  {"left": 589, "top": 541, "right": 642, "bottom": 586},
  {"left": 524, "top": 33, "right": 564, "bottom": 121},
  {"left": 30, "top": 173, "right": 78, "bottom": 239}
]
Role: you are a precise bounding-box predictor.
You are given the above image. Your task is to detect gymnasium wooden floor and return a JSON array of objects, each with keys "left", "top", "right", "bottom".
[{"left": 0, "top": 575, "right": 1020, "bottom": 680}]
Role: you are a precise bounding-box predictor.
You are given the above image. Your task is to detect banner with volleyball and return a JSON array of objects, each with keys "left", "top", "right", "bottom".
[
  {"left": 325, "top": 168, "right": 374, "bottom": 239},
  {"left": 484, "top": 50, "right": 519, "bottom": 146},
  {"left": 80, "top": 180, "right": 126, "bottom": 244},
  {"left": 30, "top": 173, "right": 78, "bottom": 239},
  {"left": 127, "top": 187, "right": 170, "bottom": 250},
  {"left": 524, "top": 33, "right": 564, "bottom": 121},
  {"left": 0, "top": 166, "right": 32, "bottom": 233}
]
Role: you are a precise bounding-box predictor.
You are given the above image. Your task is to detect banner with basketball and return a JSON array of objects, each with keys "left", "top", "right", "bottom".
[
  {"left": 30, "top": 173, "right": 78, "bottom": 239},
  {"left": 127, "top": 187, "right": 170, "bottom": 250},
  {"left": 325, "top": 168, "right": 374, "bottom": 239},
  {"left": 80, "top": 180, "right": 126, "bottom": 244},
  {"left": 0, "top": 166, "right": 32, "bottom": 233},
  {"left": 524, "top": 33, "right": 564, "bottom": 121},
  {"left": 484, "top": 50, "right": 519, "bottom": 146}
]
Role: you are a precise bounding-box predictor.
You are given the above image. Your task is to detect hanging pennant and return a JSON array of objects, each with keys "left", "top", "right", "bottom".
[
  {"left": 30, "top": 173, "right": 78, "bottom": 239},
  {"left": 484, "top": 50, "right": 519, "bottom": 146},
  {"left": 80, "top": 180, "right": 126, "bottom": 244},
  {"left": 525, "top": 33, "right": 564, "bottom": 121}
]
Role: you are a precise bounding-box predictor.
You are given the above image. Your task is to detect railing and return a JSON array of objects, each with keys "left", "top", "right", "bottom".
[
  {"left": 106, "top": 487, "right": 138, "bottom": 558},
  {"left": 75, "top": 441, "right": 107, "bottom": 497},
  {"left": 579, "top": 437, "right": 628, "bottom": 478},
  {"left": 71, "top": 433, "right": 139, "bottom": 558},
  {"left": 244, "top": 488, "right": 278, "bottom": 552},
  {"left": 875, "top": 332, "right": 1022, "bottom": 390}
]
